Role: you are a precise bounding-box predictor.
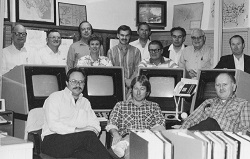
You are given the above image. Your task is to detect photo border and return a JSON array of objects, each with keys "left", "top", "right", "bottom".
[{"left": 4, "top": 0, "right": 10, "bottom": 21}]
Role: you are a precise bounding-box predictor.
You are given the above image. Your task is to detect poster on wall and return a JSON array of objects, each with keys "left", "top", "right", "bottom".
[
  {"left": 4, "top": 0, "right": 10, "bottom": 21},
  {"left": 16, "top": 0, "right": 56, "bottom": 25},
  {"left": 209, "top": 0, "right": 248, "bottom": 28},
  {"left": 173, "top": 2, "right": 204, "bottom": 31}
]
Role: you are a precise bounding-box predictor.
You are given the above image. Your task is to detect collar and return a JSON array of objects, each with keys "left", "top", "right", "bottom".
[
  {"left": 149, "top": 56, "right": 165, "bottom": 65},
  {"left": 64, "top": 87, "right": 83, "bottom": 99},
  {"left": 233, "top": 54, "right": 244, "bottom": 60},
  {"left": 11, "top": 43, "right": 27, "bottom": 52},
  {"left": 168, "top": 44, "right": 185, "bottom": 51},
  {"left": 118, "top": 43, "right": 129, "bottom": 50},
  {"left": 127, "top": 98, "right": 149, "bottom": 106},
  {"left": 46, "top": 45, "right": 61, "bottom": 55},
  {"left": 215, "top": 94, "right": 236, "bottom": 104},
  {"left": 78, "top": 40, "right": 88, "bottom": 46}
]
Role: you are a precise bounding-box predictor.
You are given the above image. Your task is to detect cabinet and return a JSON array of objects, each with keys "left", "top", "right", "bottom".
[{"left": 0, "top": 110, "right": 14, "bottom": 136}]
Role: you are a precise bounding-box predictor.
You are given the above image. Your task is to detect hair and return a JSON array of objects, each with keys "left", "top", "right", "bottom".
[
  {"left": 87, "top": 34, "right": 103, "bottom": 45},
  {"left": 215, "top": 72, "right": 236, "bottom": 84},
  {"left": 117, "top": 25, "right": 132, "bottom": 35},
  {"left": 148, "top": 40, "right": 163, "bottom": 50},
  {"left": 170, "top": 26, "right": 186, "bottom": 37},
  {"left": 137, "top": 22, "right": 151, "bottom": 32},
  {"left": 229, "top": 35, "right": 245, "bottom": 45},
  {"left": 66, "top": 68, "right": 86, "bottom": 82},
  {"left": 191, "top": 28, "right": 205, "bottom": 36},
  {"left": 46, "top": 29, "right": 60, "bottom": 37},
  {"left": 78, "top": 21, "right": 93, "bottom": 38},
  {"left": 130, "top": 75, "right": 151, "bottom": 98}
]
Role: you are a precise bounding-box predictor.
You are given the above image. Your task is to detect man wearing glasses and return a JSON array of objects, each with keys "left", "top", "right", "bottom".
[
  {"left": 178, "top": 28, "right": 214, "bottom": 79},
  {"left": 36, "top": 29, "right": 66, "bottom": 65},
  {"left": 2, "top": 24, "right": 37, "bottom": 74},
  {"left": 162, "top": 27, "right": 187, "bottom": 64},
  {"left": 41, "top": 68, "right": 112, "bottom": 159},
  {"left": 139, "top": 40, "right": 178, "bottom": 68}
]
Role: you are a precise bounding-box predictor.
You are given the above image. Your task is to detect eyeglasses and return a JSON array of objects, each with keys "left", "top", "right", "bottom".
[
  {"left": 13, "top": 32, "right": 27, "bottom": 37},
  {"left": 149, "top": 49, "right": 162, "bottom": 53},
  {"left": 48, "top": 36, "right": 61, "bottom": 40},
  {"left": 191, "top": 36, "right": 204, "bottom": 41},
  {"left": 69, "top": 79, "right": 85, "bottom": 85}
]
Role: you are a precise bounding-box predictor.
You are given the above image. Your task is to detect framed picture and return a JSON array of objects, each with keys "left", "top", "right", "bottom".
[
  {"left": 16, "top": 0, "right": 56, "bottom": 25},
  {"left": 4, "top": 0, "right": 10, "bottom": 21},
  {"left": 136, "top": 1, "right": 167, "bottom": 29},
  {"left": 58, "top": 2, "right": 87, "bottom": 27}
]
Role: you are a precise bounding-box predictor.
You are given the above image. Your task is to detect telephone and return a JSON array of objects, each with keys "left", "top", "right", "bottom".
[{"left": 174, "top": 78, "right": 198, "bottom": 97}]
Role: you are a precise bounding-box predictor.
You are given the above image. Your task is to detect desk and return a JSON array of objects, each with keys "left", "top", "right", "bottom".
[{"left": 0, "top": 135, "right": 33, "bottom": 159}]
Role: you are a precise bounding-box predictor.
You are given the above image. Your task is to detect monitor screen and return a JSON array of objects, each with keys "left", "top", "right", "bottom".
[
  {"left": 87, "top": 75, "right": 114, "bottom": 96},
  {"left": 203, "top": 82, "right": 217, "bottom": 100},
  {"left": 149, "top": 77, "right": 174, "bottom": 97},
  {"left": 32, "top": 75, "right": 59, "bottom": 97}
]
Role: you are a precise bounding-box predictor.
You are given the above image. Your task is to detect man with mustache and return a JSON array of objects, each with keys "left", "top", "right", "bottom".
[
  {"left": 215, "top": 35, "right": 250, "bottom": 74},
  {"left": 181, "top": 73, "right": 250, "bottom": 132},
  {"left": 108, "top": 25, "right": 141, "bottom": 93},
  {"left": 178, "top": 28, "right": 214, "bottom": 79},
  {"left": 41, "top": 68, "right": 112, "bottom": 159},
  {"left": 1, "top": 24, "right": 37, "bottom": 74},
  {"left": 36, "top": 29, "right": 66, "bottom": 65}
]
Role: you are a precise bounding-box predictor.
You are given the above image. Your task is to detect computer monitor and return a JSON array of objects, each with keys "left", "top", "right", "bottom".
[
  {"left": 79, "top": 66, "right": 125, "bottom": 111},
  {"left": 2, "top": 65, "right": 67, "bottom": 115},
  {"left": 190, "top": 69, "right": 250, "bottom": 113},
  {"left": 139, "top": 68, "right": 185, "bottom": 114}
]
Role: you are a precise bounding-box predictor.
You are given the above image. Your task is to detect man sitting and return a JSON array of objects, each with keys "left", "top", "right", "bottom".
[{"left": 181, "top": 72, "right": 250, "bottom": 132}]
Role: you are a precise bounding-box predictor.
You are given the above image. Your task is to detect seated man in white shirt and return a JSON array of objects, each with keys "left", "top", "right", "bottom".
[
  {"left": 41, "top": 68, "right": 112, "bottom": 159},
  {"left": 36, "top": 29, "right": 67, "bottom": 65},
  {"left": 130, "top": 22, "right": 151, "bottom": 60},
  {"left": 2, "top": 24, "right": 36, "bottom": 74}
]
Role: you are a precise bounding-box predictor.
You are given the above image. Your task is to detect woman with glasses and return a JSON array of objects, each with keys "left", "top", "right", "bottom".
[{"left": 76, "top": 34, "right": 112, "bottom": 67}]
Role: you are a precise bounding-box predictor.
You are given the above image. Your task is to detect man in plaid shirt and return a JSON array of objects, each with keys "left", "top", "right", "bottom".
[{"left": 181, "top": 72, "right": 250, "bottom": 132}]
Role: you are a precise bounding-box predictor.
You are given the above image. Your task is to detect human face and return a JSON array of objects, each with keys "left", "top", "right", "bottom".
[
  {"left": 47, "top": 32, "right": 61, "bottom": 48},
  {"left": 191, "top": 30, "right": 205, "bottom": 50},
  {"left": 230, "top": 37, "right": 245, "bottom": 56},
  {"left": 215, "top": 74, "right": 236, "bottom": 100},
  {"left": 66, "top": 72, "right": 85, "bottom": 98},
  {"left": 117, "top": 30, "right": 131, "bottom": 45},
  {"left": 12, "top": 25, "right": 27, "bottom": 46},
  {"left": 80, "top": 22, "right": 92, "bottom": 39},
  {"left": 171, "top": 30, "right": 185, "bottom": 48},
  {"left": 138, "top": 25, "right": 150, "bottom": 40},
  {"left": 149, "top": 44, "right": 163, "bottom": 60},
  {"left": 132, "top": 82, "right": 147, "bottom": 102},
  {"left": 89, "top": 40, "right": 101, "bottom": 54}
]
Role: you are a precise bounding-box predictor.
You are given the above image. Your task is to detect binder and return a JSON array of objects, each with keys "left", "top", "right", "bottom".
[
  {"left": 154, "top": 131, "right": 173, "bottom": 159},
  {"left": 194, "top": 131, "right": 213, "bottom": 159},
  {"left": 161, "top": 129, "right": 207, "bottom": 159}
]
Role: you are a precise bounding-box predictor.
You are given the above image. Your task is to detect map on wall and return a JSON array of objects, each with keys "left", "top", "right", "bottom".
[
  {"left": 173, "top": 2, "right": 204, "bottom": 31},
  {"left": 59, "top": 3, "right": 87, "bottom": 27},
  {"left": 19, "top": 0, "right": 54, "bottom": 23},
  {"left": 209, "top": 0, "right": 248, "bottom": 28}
]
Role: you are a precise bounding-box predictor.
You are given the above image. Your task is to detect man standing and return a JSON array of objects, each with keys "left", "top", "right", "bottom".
[
  {"left": 162, "top": 27, "right": 187, "bottom": 64},
  {"left": 107, "top": 25, "right": 141, "bottom": 89},
  {"left": 178, "top": 28, "right": 214, "bottom": 79},
  {"left": 215, "top": 35, "right": 250, "bottom": 74},
  {"left": 41, "top": 68, "right": 112, "bottom": 159},
  {"left": 36, "top": 29, "right": 66, "bottom": 65},
  {"left": 67, "top": 21, "right": 104, "bottom": 69},
  {"left": 130, "top": 22, "right": 151, "bottom": 60},
  {"left": 1, "top": 24, "right": 36, "bottom": 74},
  {"left": 139, "top": 40, "right": 178, "bottom": 68},
  {"left": 181, "top": 73, "right": 250, "bottom": 132}
]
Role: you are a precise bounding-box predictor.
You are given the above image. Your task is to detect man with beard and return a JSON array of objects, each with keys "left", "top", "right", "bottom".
[
  {"left": 130, "top": 22, "right": 151, "bottom": 60},
  {"left": 107, "top": 25, "right": 141, "bottom": 90},
  {"left": 215, "top": 35, "right": 250, "bottom": 74},
  {"left": 178, "top": 28, "right": 214, "bottom": 79},
  {"left": 162, "top": 26, "right": 187, "bottom": 65},
  {"left": 1, "top": 24, "right": 37, "bottom": 74},
  {"left": 41, "top": 68, "right": 112, "bottom": 159},
  {"left": 67, "top": 21, "right": 104, "bottom": 70},
  {"left": 36, "top": 29, "right": 66, "bottom": 65}
]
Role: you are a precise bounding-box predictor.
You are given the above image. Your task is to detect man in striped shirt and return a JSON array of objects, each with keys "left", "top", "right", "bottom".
[{"left": 139, "top": 40, "right": 178, "bottom": 68}]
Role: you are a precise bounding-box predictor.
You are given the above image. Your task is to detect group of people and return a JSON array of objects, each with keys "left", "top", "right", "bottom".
[{"left": 2, "top": 22, "right": 250, "bottom": 159}]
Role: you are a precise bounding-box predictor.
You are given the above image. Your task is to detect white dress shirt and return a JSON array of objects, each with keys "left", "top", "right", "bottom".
[
  {"left": 233, "top": 54, "right": 244, "bottom": 71},
  {"left": 168, "top": 44, "right": 186, "bottom": 64},
  {"left": 41, "top": 87, "right": 101, "bottom": 139},
  {"left": 130, "top": 39, "right": 150, "bottom": 60}
]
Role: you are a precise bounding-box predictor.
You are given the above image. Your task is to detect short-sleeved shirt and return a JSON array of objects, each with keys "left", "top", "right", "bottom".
[
  {"left": 76, "top": 55, "right": 113, "bottom": 67},
  {"left": 139, "top": 56, "right": 178, "bottom": 68}
]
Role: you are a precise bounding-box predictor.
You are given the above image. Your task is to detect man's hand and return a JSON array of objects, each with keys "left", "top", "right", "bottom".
[{"left": 188, "top": 69, "right": 197, "bottom": 78}]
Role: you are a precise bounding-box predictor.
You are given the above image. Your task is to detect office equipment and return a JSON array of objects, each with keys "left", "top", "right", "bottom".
[
  {"left": 2, "top": 65, "right": 67, "bottom": 138},
  {"left": 0, "top": 110, "right": 13, "bottom": 136},
  {"left": 0, "top": 99, "right": 5, "bottom": 112}
]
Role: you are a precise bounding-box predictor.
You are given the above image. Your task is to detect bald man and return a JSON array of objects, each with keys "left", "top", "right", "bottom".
[
  {"left": 181, "top": 73, "right": 250, "bottom": 132},
  {"left": 2, "top": 24, "right": 37, "bottom": 74},
  {"left": 178, "top": 28, "right": 214, "bottom": 79}
]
